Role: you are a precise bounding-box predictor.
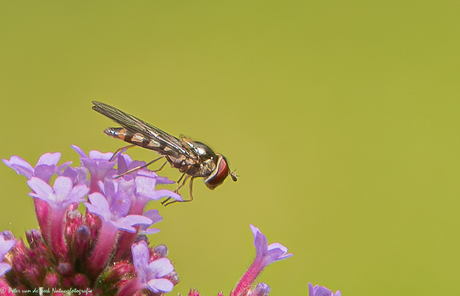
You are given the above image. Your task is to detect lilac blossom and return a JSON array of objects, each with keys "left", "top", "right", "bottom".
[
  {"left": 131, "top": 241, "right": 175, "bottom": 293},
  {"left": 60, "top": 165, "right": 88, "bottom": 186},
  {"left": 27, "top": 176, "right": 89, "bottom": 210},
  {"left": 309, "top": 283, "right": 341, "bottom": 296},
  {"left": 131, "top": 171, "right": 182, "bottom": 214},
  {"left": 250, "top": 224, "right": 293, "bottom": 265},
  {"left": 84, "top": 192, "right": 152, "bottom": 233},
  {"left": 139, "top": 210, "right": 163, "bottom": 235},
  {"left": 72, "top": 145, "right": 115, "bottom": 192},
  {"left": 0, "top": 234, "right": 15, "bottom": 277},
  {"left": 27, "top": 176, "right": 89, "bottom": 259},
  {"left": 3, "top": 152, "right": 70, "bottom": 182},
  {"left": 231, "top": 225, "right": 293, "bottom": 296},
  {"left": 84, "top": 191, "right": 152, "bottom": 277}
]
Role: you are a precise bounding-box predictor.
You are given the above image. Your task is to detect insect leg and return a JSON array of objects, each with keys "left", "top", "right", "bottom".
[
  {"left": 114, "top": 156, "right": 164, "bottom": 178},
  {"left": 163, "top": 176, "right": 195, "bottom": 206},
  {"left": 185, "top": 177, "right": 195, "bottom": 202},
  {"left": 161, "top": 173, "right": 191, "bottom": 206},
  {"left": 153, "top": 161, "right": 167, "bottom": 173},
  {"left": 109, "top": 144, "right": 136, "bottom": 161}
]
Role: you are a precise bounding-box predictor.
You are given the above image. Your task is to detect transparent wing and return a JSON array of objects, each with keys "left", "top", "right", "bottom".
[{"left": 92, "top": 101, "right": 196, "bottom": 159}]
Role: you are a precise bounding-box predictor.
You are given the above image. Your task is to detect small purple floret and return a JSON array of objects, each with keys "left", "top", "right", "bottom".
[
  {"left": 84, "top": 192, "right": 152, "bottom": 232},
  {"left": 0, "top": 233, "right": 16, "bottom": 276},
  {"left": 139, "top": 210, "right": 162, "bottom": 235},
  {"left": 27, "top": 176, "right": 89, "bottom": 210},
  {"left": 3, "top": 153, "right": 70, "bottom": 182},
  {"left": 132, "top": 241, "right": 175, "bottom": 293},
  {"left": 309, "top": 283, "right": 341, "bottom": 296},
  {"left": 250, "top": 224, "right": 293, "bottom": 266}
]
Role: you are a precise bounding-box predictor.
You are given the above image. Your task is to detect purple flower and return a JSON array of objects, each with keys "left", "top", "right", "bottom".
[
  {"left": 250, "top": 224, "right": 293, "bottom": 266},
  {"left": 309, "top": 283, "right": 341, "bottom": 296},
  {"left": 60, "top": 166, "right": 88, "bottom": 186},
  {"left": 71, "top": 145, "right": 115, "bottom": 192},
  {"left": 27, "top": 176, "right": 89, "bottom": 259},
  {"left": 27, "top": 176, "right": 89, "bottom": 210},
  {"left": 84, "top": 192, "right": 152, "bottom": 233},
  {"left": 84, "top": 191, "right": 153, "bottom": 278},
  {"left": 0, "top": 234, "right": 15, "bottom": 277},
  {"left": 231, "top": 225, "right": 292, "bottom": 296},
  {"left": 3, "top": 152, "right": 70, "bottom": 182},
  {"left": 132, "top": 241, "right": 175, "bottom": 293},
  {"left": 134, "top": 172, "right": 182, "bottom": 205},
  {"left": 139, "top": 210, "right": 163, "bottom": 235}
]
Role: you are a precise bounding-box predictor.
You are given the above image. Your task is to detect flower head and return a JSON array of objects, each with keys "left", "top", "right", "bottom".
[{"left": 1, "top": 146, "right": 179, "bottom": 293}]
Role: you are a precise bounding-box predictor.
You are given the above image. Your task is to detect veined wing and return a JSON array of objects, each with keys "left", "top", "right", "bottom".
[{"left": 92, "top": 101, "right": 195, "bottom": 159}]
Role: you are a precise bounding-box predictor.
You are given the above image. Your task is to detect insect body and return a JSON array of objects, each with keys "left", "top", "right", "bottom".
[{"left": 92, "top": 101, "right": 237, "bottom": 203}]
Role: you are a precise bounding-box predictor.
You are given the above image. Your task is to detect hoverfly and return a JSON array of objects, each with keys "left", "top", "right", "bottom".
[{"left": 92, "top": 101, "right": 237, "bottom": 205}]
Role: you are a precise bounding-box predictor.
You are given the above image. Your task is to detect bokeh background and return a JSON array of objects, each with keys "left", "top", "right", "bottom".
[{"left": 1, "top": 1, "right": 460, "bottom": 295}]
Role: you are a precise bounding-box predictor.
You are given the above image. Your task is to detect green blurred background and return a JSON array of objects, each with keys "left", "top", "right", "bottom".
[{"left": 1, "top": 1, "right": 459, "bottom": 295}]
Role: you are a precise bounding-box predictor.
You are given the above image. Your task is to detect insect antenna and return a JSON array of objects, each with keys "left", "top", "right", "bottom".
[{"left": 230, "top": 169, "right": 238, "bottom": 182}]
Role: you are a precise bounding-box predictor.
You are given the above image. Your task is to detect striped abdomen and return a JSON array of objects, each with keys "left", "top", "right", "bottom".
[{"left": 104, "top": 127, "right": 163, "bottom": 151}]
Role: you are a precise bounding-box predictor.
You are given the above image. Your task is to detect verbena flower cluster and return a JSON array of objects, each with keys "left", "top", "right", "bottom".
[{"left": 0, "top": 146, "right": 339, "bottom": 296}]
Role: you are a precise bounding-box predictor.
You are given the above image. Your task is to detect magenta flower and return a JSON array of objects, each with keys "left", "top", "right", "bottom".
[
  {"left": 309, "top": 283, "right": 341, "bottom": 296},
  {"left": 1, "top": 146, "right": 180, "bottom": 294}
]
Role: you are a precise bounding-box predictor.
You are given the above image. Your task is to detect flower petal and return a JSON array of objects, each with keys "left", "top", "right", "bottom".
[
  {"left": 148, "top": 258, "right": 174, "bottom": 278},
  {"left": 0, "top": 262, "right": 12, "bottom": 277},
  {"left": 67, "top": 184, "right": 90, "bottom": 203},
  {"left": 84, "top": 193, "right": 111, "bottom": 220},
  {"left": 147, "top": 278, "right": 174, "bottom": 293},
  {"left": 52, "top": 177, "right": 73, "bottom": 201},
  {"left": 36, "top": 152, "right": 61, "bottom": 166},
  {"left": 27, "top": 177, "right": 54, "bottom": 202},
  {"left": 132, "top": 241, "right": 149, "bottom": 283},
  {"left": 71, "top": 145, "right": 87, "bottom": 158},
  {"left": 267, "top": 243, "right": 293, "bottom": 260},
  {"left": 250, "top": 225, "right": 268, "bottom": 257},
  {"left": 3, "top": 156, "right": 34, "bottom": 178},
  {"left": 89, "top": 150, "right": 113, "bottom": 161}
]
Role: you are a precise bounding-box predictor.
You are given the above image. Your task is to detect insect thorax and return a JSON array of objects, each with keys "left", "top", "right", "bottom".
[{"left": 166, "top": 155, "right": 216, "bottom": 178}]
